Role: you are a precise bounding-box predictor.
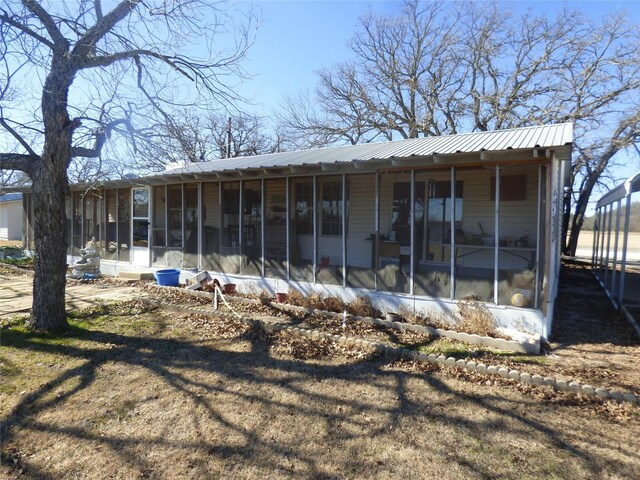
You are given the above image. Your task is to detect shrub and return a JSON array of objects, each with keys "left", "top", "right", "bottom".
[
  {"left": 457, "top": 299, "right": 498, "bottom": 337},
  {"left": 346, "top": 295, "right": 382, "bottom": 318}
]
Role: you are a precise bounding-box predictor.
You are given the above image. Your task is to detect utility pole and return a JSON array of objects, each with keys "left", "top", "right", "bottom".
[{"left": 227, "top": 117, "right": 232, "bottom": 159}]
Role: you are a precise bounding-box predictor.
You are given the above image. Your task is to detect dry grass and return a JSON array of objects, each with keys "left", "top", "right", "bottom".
[
  {"left": 2, "top": 302, "right": 640, "bottom": 480},
  {"left": 0, "top": 240, "right": 21, "bottom": 247},
  {"left": 456, "top": 298, "right": 499, "bottom": 337}
]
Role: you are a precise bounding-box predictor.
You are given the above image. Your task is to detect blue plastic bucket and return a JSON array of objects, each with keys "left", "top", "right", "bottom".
[{"left": 155, "top": 269, "right": 180, "bottom": 287}]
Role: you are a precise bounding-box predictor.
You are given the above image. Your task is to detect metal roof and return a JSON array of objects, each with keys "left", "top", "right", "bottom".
[
  {"left": 596, "top": 170, "right": 640, "bottom": 208},
  {"left": 154, "top": 122, "right": 573, "bottom": 179},
  {"left": 0, "top": 193, "right": 22, "bottom": 203}
]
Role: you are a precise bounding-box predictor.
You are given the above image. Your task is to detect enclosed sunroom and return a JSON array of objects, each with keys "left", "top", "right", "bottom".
[{"left": 23, "top": 123, "right": 573, "bottom": 339}]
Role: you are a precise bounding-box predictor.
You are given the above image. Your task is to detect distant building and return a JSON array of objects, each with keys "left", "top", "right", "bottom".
[{"left": 0, "top": 193, "right": 23, "bottom": 241}]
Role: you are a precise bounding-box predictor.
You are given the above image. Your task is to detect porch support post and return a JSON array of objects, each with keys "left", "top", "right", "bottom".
[
  {"left": 313, "top": 175, "right": 317, "bottom": 284},
  {"left": 374, "top": 171, "right": 380, "bottom": 291},
  {"left": 598, "top": 206, "right": 606, "bottom": 279},
  {"left": 494, "top": 165, "right": 500, "bottom": 305},
  {"left": 197, "top": 183, "right": 203, "bottom": 270},
  {"left": 611, "top": 199, "right": 621, "bottom": 302},
  {"left": 239, "top": 180, "right": 244, "bottom": 274},
  {"left": 218, "top": 181, "right": 223, "bottom": 272},
  {"left": 409, "top": 169, "right": 415, "bottom": 296},
  {"left": 535, "top": 165, "right": 542, "bottom": 308},
  {"left": 618, "top": 194, "right": 632, "bottom": 306},
  {"left": 286, "top": 176, "right": 290, "bottom": 281},
  {"left": 604, "top": 203, "right": 613, "bottom": 286},
  {"left": 197, "top": 182, "right": 204, "bottom": 270},
  {"left": 591, "top": 206, "right": 599, "bottom": 269},
  {"left": 342, "top": 173, "right": 347, "bottom": 288},
  {"left": 181, "top": 184, "right": 186, "bottom": 268},
  {"left": 148, "top": 187, "right": 154, "bottom": 268},
  {"left": 450, "top": 167, "right": 456, "bottom": 300},
  {"left": 261, "top": 178, "right": 266, "bottom": 278},
  {"left": 115, "top": 189, "right": 119, "bottom": 261}
]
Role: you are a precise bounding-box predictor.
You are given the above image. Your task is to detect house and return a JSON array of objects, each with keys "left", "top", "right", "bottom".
[
  {"left": 0, "top": 193, "right": 23, "bottom": 241},
  {"left": 22, "top": 123, "right": 573, "bottom": 339}
]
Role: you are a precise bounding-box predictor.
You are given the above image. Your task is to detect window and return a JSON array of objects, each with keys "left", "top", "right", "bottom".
[
  {"left": 321, "top": 180, "right": 342, "bottom": 236},
  {"left": 391, "top": 182, "right": 425, "bottom": 243},
  {"left": 428, "top": 180, "right": 463, "bottom": 222},
  {"left": 294, "top": 180, "right": 313, "bottom": 234}
]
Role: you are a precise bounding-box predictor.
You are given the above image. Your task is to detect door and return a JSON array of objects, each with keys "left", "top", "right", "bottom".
[{"left": 131, "top": 187, "right": 150, "bottom": 267}]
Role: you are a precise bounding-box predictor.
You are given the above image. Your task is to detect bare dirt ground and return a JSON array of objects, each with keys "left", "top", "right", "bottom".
[{"left": 1, "top": 262, "right": 640, "bottom": 479}]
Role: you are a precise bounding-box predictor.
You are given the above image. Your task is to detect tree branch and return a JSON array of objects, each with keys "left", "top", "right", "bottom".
[
  {"left": 22, "top": 0, "right": 67, "bottom": 48},
  {"left": 0, "top": 116, "right": 40, "bottom": 158},
  {"left": 0, "top": 153, "right": 38, "bottom": 174},
  {"left": 72, "top": 0, "right": 139, "bottom": 58},
  {"left": 0, "top": 8, "right": 54, "bottom": 48}
]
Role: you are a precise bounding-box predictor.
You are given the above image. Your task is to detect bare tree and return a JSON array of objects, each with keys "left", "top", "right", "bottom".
[
  {"left": 279, "top": 0, "right": 640, "bottom": 253},
  {"left": 145, "top": 109, "right": 279, "bottom": 165},
  {"left": 0, "top": 0, "right": 254, "bottom": 331}
]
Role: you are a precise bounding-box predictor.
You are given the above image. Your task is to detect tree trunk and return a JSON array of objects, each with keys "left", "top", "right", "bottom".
[{"left": 27, "top": 144, "right": 70, "bottom": 331}]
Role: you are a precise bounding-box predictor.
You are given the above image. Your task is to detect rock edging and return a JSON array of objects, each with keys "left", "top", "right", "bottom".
[{"left": 150, "top": 299, "right": 639, "bottom": 407}]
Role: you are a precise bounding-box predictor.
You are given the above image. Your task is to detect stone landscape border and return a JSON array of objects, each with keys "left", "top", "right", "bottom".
[
  {"left": 147, "top": 295, "right": 639, "bottom": 407},
  {"left": 150, "top": 284, "right": 540, "bottom": 354}
]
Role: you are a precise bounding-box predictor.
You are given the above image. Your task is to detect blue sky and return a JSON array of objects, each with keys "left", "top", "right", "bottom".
[{"left": 231, "top": 0, "right": 640, "bottom": 203}]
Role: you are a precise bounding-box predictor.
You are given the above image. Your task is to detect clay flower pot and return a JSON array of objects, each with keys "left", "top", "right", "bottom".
[
  {"left": 224, "top": 283, "right": 236, "bottom": 294},
  {"left": 276, "top": 292, "right": 288, "bottom": 303}
]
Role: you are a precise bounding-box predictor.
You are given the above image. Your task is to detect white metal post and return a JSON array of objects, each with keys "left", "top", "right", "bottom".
[
  {"left": 450, "top": 167, "right": 456, "bottom": 300},
  {"left": 261, "top": 178, "right": 266, "bottom": 278},
  {"left": 535, "top": 165, "right": 542, "bottom": 308},
  {"left": 342, "top": 173, "right": 347, "bottom": 288},
  {"left": 604, "top": 203, "right": 613, "bottom": 286},
  {"left": 494, "top": 165, "right": 500, "bottom": 305},
  {"left": 374, "top": 171, "right": 379, "bottom": 291},
  {"left": 409, "top": 170, "right": 415, "bottom": 296},
  {"left": 313, "top": 175, "right": 317, "bottom": 283},
  {"left": 618, "top": 194, "right": 632, "bottom": 306},
  {"left": 591, "top": 207, "right": 599, "bottom": 269},
  {"left": 286, "top": 177, "right": 290, "bottom": 281},
  {"left": 611, "top": 199, "right": 622, "bottom": 301}
]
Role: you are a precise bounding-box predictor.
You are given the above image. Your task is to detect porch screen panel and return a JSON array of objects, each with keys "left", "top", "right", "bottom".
[
  {"left": 152, "top": 186, "right": 167, "bottom": 266},
  {"left": 316, "top": 175, "right": 343, "bottom": 286},
  {"left": 82, "top": 192, "right": 101, "bottom": 248},
  {"left": 376, "top": 172, "right": 411, "bottom": 294},
  {"left": 72, "top": 191, "right": 82, "bottom": 255},
  {"left": 165, "top": 185, "right": 183, "bottom": 268},
  {"left": 497, "top": 165, "right": 540, "bottom": 308},
  {"left": 65, "top": 195, "right": 73, "bottom": 255},
  {"left": 289, "top": 177, "right": 314, "bottom": 283},
  {"left": 202, "top": 182, "right": 221, "bottom": 272},
  {"left": 220, "top": 182, "right": 241, "bottom": 274},
  {"left": 265, "top": 178, "right": 287, "bottom": 279},
  {"left": 117, "top": 188, "right": 130, "bottom": 262},
  {"left": 184, "top": 183, "right": 199, "bottom": 269},
  {"left": 240, "top": 180, "right": 262, "bottom": 276},
  {"left": 454, "top": 167, "right": 495, "bottom": 302},
  {"left": 414, "top": 170, "right": 457, "bottom": 298},
  {"left": 104, "top": 190, "right": 117, "bottom": 260},
  {"left": 346, "top": 174, "right": 375, "bottom": 289}
]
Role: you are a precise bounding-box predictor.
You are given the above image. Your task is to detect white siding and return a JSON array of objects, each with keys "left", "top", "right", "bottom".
[
  {"left": 346, "top": 174, "right": 375, "bottom": 268},
  {"left": 0, "top": 200, "right": 22, "bottom": 241}
]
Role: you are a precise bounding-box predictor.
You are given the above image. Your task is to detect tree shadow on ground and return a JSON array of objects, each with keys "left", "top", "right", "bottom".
[
  {"left": 1, "top": 311, "right": 638, "bottom": 479},
  {"left": 550, "top": 260, "right": 639, "bottom": 346}
]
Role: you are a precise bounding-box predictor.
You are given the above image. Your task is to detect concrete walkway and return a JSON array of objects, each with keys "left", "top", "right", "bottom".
[{"left": 0, "top": 273, "right": 140, "bottom": 318}]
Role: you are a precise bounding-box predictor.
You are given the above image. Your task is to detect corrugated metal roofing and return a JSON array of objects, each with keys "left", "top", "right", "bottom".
[{"left": 156, "top": 122, "right": 573, "bottom": 177}]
